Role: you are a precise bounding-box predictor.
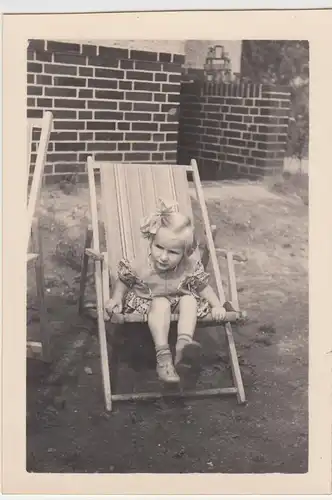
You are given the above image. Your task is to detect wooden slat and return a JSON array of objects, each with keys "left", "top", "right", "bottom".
[
  {"left": 171, "top": 165, "right": 193, "bottom": 218},
  {"left": 100, "top": 166, "right": 123, "bottom": 281},
  {"left": 124, "top": 164, "right": 147, "bottom": 261},
  {"left": 27, "top": 111, "right": 53, "bottom": 254}
]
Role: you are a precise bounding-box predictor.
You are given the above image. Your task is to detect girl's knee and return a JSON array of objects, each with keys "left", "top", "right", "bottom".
[
  {"left": 179, "top": 294, "right": 197, "bottom": 310},
  {"left": 150, "top": 296, "right": 171, "bottom": 313}
]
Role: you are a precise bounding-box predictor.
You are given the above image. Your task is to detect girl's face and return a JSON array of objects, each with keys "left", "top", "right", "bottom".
[{"left": 150, "top": 227, "right": 185, "bottom": 271}]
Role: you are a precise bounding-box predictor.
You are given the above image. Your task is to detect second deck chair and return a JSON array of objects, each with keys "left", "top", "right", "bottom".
[
  {"left": 79, "top": 157, "right": 247, "bottom": 412},
  {"left": 26, "top": 111, "right": 53, "bottom": 361}
]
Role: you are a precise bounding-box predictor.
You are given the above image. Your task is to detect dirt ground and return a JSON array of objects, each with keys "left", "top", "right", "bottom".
[{"left": 26, "top": 175, "right": 308, "bottom": 474}]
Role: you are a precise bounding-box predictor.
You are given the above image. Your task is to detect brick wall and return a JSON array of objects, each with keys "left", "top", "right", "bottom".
[
  {"left": 178, "top": 80, "right": 291, "bottom": 179},
  {"left": 27, "top": 39, "right": 184, "bottom": 182}
]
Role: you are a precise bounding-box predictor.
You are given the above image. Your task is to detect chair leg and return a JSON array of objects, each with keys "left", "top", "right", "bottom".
[
  {"left": 78, "top": 226, "right": 93, "bottom": 316},
  {"left": 94, "top": 259, "right": 113, "bottom": 411},
  {"left": 223, "top": 323, "right": 246, "bottom": 403},
  {"left": 31, "top": 219, "right": 51, "bottom": 363}
]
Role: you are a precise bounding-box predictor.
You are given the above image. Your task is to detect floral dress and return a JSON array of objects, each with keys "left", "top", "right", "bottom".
[{"left": 118, "top": 252, "right": 211, "bottom": 318}]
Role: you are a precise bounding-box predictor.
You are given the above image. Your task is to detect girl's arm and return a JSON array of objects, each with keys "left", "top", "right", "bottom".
[
  {"left": 198, "top": 284, "right": 222, "bottom": 308},
  {"left": 111, "top": 279, "right": 129, "bottom": 303}
]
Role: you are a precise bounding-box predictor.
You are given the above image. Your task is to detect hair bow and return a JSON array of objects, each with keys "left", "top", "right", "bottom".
[{"left": 140, "top": 198, "right": 178, "bottom": 238}]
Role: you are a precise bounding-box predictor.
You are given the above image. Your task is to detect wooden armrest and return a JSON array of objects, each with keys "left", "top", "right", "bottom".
[
  {"left": 109, "top": 310, "right": 247, "bottom": 325},
  {"left": 85, "top": 248, "right": 104, "bottom": 261}
]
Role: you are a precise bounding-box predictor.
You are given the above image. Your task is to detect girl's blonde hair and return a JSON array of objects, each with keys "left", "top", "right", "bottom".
[{"left": 157, "top": 211, "right": 197, "bottom": 256}]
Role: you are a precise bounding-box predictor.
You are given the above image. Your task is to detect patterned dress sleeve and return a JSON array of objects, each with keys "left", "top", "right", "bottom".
[
  {"left": 117, "top": 258, "right": 138, "bottom": 288},
  {"left": 185, "top": 260, "right": 210, "bottom": 294}
]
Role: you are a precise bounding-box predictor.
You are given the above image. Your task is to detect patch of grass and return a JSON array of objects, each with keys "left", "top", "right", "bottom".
[{"left": 266, "top": 170, "right": 308, "bottom": 205}]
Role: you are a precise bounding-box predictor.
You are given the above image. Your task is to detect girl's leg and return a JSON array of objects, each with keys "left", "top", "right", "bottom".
[
  {"left": 148, "top": 297, "right": 179, "bottom": 383},
  {"left": 175, "top": 295, "right": 201, "bottom": 366}
]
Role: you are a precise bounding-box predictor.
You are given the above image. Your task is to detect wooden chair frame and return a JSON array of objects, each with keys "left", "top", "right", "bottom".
[
  {"left": 26, "top": 111, "right": 53, "bottom": 362},
  {"left": 79, "top": 157, "right": 247, "bottom": 411}
]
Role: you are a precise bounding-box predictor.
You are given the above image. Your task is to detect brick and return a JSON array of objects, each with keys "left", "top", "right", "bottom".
[
  {"left": 250, "top": 108, "right": 259, "bottom": 115},
  {"left": 132, "top": 122, "right": 158, "bottom": 132},
  {"left": 79, "top": 67, "right": 93, "bottom": 77},
  {"left": 88, "top": 100, "right": 117, "bottom": 110},
  {"left": 27, "top": 85, "right": 43, "bottom": 96},
  {"left": 55, "top": 142, "right": 85, "bottom": 151},
  {"left": 51, "top": 131, "right": 78, "bottom": 141},
  {"left": 54, "top": 98, "right": 85, "bottom": 109},
  {"left": 28, "top": 39, "right": 45, "bottom": 51},
  {"left": 155, "top": 73, "right": 168, "bottom": 82},
  {"left": 154, "top": 93, "right": 167, "bottom": 102},
  {"left": 167, "top": 94, "right": 181, "bottom": 103},
  {"left": 54, "top": 163, "right": 85, "bottom": 173},
  {"left": 45, "top": 87, "right": 77, "bottom": 97},
  {"left": 119, "top": 81, "right": 132, "bottom": 90},
  {"left": 118, "top": 142, "right": 131, "bottom": 151},
  {"left": 165, "top": 152, "right": 177, "bottom": 161},
  {"left": 52, "top": 110, "right": 77, "bottom": 119},
  {"left": 86, "top": 121, "right": 116, "bottom": 130},
  {"left": 160, "top": 123, "right": 178, "bottom": 131},
  {"left": 133, "top": 81, "right": 160, "bottom": 93},
  {"left": 229, "top": 138, "right": 246, "bottom": 148},
  {"left": 205, "top": 127, "right": 219, "bottom": 135},
  {"left": 79, "top": 111, "right": 93, "bottom": 119},
  {"left": 37, "top": 98, "right": 52, "bottom": 107},
  {"left": 35, "top": 50, "right": 52, "bottom": 62},
  {"left": 81, "top": 44, "right": 97, "bottom": 57},
  {"left": 87, "top": 142, "right": 117, "bottom": 151},
  {"left": 159, "top": 143, "right": 176, "bottom": 151},
  {"left": 118, "top": 122, "right": 130, "bottom": 130},
  {"left": 95, "top": 132, "right": 124, "bottom": 141},
  {"left": 47, "top": 41, "right": 80, "bottom": 53},
  {"left": 88, "top": 79, "right": 118, "bottom": 90},
  {"left": 229, "top": 122, "right": 247, "bottom": 131},
  {"left": 126, "top": 132, "right": 151, "bottom": 141},
  {"left": 134, "top": 102, "right": 160, "bottom": 112},
  {"left": 224, "top": 130, "right": 241, "bottom": 139},
  {"left": 127, "top": 70, "right": 154, "bottom": 82},
  {"left": 225, "top": 114, "right": 243, "bottom": 123},
  {"left": 27, "top": 62, "right": 42, "bottom": 73},
  {"left": 162, "top": 63, "right": 181, "bottom": 73},
  {"left": 27, "top": 97, "right": 35, "bottom": 107},
  {"left": 80, "top": 132, "right": 93, "bottom": 140},
  {"left": 230, "top": 106, "right": 248, "bottom": 115},
  {"left": 125, "top": 112, "right": 152, "bottom": 121},
  {"left": 153, "top": 114, "right": 166, "bottom": 122},
  {"left": 54, "top": 53, "right": 86, "bottom": 65},
  {"left": 251, "top": 149, "right": 268, "bottom": 159},
  {"left": 133, "top": 143, "right": 158, "bottom": 151},
  {"left": 54, "top": 76, "right": 86, "bottom": 87},
  {"left": 54, "top": 120, "right": 84, "bottom": 129},
  {"left": 27, "top": 74, "right": 35, "bottom": 84},
  {"left": 94, "top": 111, "right": 123, "bottom": 120},
  {"left": 173, "top": 54, "right": 185, "bottom": 64},
  {"left": 162, "top": 83, "right": 180, "bottom": 93},
  {"left": 99, "top": 46, "right": 128, "bottom": 60},
  {"left": 254, "top": 116, "right": 279, "bottom": 125},
  {"left": 135, "top": 60, "right": 162, "bottom": 72},
  {"left": 153, "top": 133, "right": 165, "bottom": 141},
  {"left": 96, "top": 153, "right": 124, "bottom": 161},
  {"left": 152, "top": 153, "right": 164, "bottom": 161},
  {"left": 88, "top": 55, "right": 118, "bottom": 68},
  {"left": 253, "top": 133, "right": 278, "bottom": 142},
  {"left": 95, "top": 90, "right": 123, "bottom": 100},
  {"left": 169, "top": 73, "right": 181, "bottom": 83},
  {"left": 79, "top": 89, "right": 93, "bottom": 99},
  {"left": 119, "top": 102, "right": 132, "bottom": 111},
  {"left": 36, "top": 74, "right": 52, "bottom": 85},
  {"left": 204, "top": 120, "right": 219, "bottom": 128},
  {"left": 159, "top": 53, "right": 172, "bottom": 63},
  {"left": 120, "top": 60, "right": 134, "bottom": 69},
  {"left": 124, "top": 152, "right": 151, "bottom": 161},
  {"left": 130, "top": 49, "right": 158, "bottom": 62},
  {"left": 47, "top": 153, "right": 77, "bottom": 162},
  {"left": 95, "top": 68, "right": 124, "bottom": 79},
  {"left": 44, "top": 64, "right": 77, "bottom": 75},
  {"left": 201, "top": 135, "right": 217, "bottom": 144}
]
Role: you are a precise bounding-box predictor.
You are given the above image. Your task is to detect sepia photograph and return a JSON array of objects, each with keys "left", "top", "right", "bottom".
[{"left": 25, "top": 36, "right": 309, "bottom": 475}]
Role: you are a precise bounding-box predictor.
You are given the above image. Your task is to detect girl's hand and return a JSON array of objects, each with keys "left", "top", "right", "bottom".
[
  {"left": 104, "top": 298, "right": 123, "bottom": 320},
  {"left": 211, "top": 305, "right": 226, "bottom": 322}
]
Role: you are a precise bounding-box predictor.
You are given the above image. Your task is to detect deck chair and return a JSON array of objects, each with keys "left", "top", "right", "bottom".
[
  {"left": 26, "top": 111, "right": 53, "bottom": 361},
  {"left": 79, "top": 157, "right": 247, "bottom": 411}
]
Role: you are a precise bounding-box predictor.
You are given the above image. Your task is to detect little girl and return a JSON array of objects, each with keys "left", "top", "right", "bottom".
[{"left": 105, "top": 199, "right": 226, "bottom": 384}]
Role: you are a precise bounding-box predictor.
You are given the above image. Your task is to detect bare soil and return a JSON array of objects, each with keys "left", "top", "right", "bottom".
[{"left": 26, "top": 178, "right": 308, "bottom": 474}]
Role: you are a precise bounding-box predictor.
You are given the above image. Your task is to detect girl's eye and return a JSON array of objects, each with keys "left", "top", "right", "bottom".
[{"left": 155, "top": 244, "right": 163, "bottom": 250}]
